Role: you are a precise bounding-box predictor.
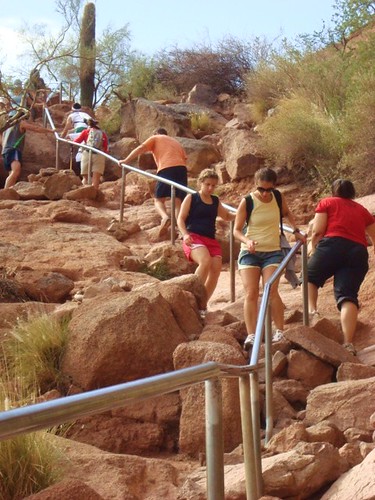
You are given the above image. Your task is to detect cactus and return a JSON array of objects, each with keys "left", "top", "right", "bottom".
[{"left": 79, "top": 2, "right": 96, "bottom": 108}]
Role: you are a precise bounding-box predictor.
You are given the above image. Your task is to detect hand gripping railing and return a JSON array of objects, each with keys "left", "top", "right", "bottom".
[{"left": 0, "top": 361, "right": 264, "bottom": 500}]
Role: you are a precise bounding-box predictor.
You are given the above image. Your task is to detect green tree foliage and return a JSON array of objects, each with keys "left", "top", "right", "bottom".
[
  {"left": 245, "top": 0, "right": 375, "bottom": 194},
  {"left": 12, "top": 0, "right": 131, "bottom": 108},
  {"left": 80, "top": 2, "right": 96, "bottom": 107}
]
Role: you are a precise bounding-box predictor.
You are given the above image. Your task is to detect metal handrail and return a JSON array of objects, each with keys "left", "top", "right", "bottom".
[
  {"left": 0, "top": 361, "right": 263, "bottom": 500},
  {"left": 36, "top": 106, "right": 309, "bottom": 498}
]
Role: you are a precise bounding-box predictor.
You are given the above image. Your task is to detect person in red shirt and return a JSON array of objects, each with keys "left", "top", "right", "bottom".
[
  {"left": 119, "top": 128, "right": 187, "bottom": 236},
  {"left": 74, "top": 118, "right": 108, "bottom": 189},
  {"left": 308, "top": 179, "right": 375, "bottom": 352}
]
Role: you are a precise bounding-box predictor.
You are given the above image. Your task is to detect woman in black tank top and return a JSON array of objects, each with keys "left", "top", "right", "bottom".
[{"left": 177, "top": 168, "right": 235, "bottom": 317}]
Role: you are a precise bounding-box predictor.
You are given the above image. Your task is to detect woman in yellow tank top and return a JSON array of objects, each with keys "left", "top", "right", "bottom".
[{"left": 233, "top": 167, "right": 305, "bottom": 350}]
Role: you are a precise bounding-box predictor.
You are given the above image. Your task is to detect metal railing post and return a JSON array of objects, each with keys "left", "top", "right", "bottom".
[
  {"left": 239, "top": 374, "right": 258, "bottom": 500},
  {"left": 230, "top": 220, "right": 236, "bottom": 302},
  {"left": 55, "top": 139, "right": 59, "bottom": 169},
  {"left": 119, "top": 167, "right": 126, "bottom": 223},
  {"left": 205, "top": 377, "right": 224, "bottom": 500},
  {"left": 250, "top": 371, "right": 263, "bottom": 497},
  {"left": 170, "top": 185, "right": 176, "bottom": 245},
  {"left": 88, "top": 151, "right": 92, "bottom": 185},
  {"left": 302, "top": 242, "right": 309, "bottom": 326},
  {"left": 264, "top": 306, "right": 274, "bottom": 444}
]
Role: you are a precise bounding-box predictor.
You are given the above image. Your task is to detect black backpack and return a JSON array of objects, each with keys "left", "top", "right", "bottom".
[{"left": 243, "top": 189, "right": 284, "bottom": 235}]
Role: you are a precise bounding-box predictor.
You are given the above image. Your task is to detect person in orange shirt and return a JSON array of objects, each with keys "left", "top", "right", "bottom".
[{"left": 119, "top": 128, "right": 188, "bottom": 235}]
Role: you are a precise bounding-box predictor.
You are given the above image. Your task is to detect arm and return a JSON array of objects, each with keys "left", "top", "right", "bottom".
[
  {"left": 217, "top": 200, "right": 236, "bottom": 222},
  {"left": 119, "top": 143, "right": 148, "bottom": 165},
  {"left": 310, "top": 212, "right": 328, "bottom": 252},
  {"left": 177, "top": 194, "right": 193, "bottom": 245},
  {"left": 366, "top": 222, "right": 375, "bottom": 254},
  {"left": 233, "top": 198, "right": 257, "bottom": 253},
  {"left": 60, "top": 116, "right": 73, "bottom": 138}
]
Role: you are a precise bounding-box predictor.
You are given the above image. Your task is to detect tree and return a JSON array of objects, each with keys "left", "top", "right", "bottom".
[
  {"left": 7, "top": 0, "right": 131, "bottom": 108},
  {"left": 154, "top": 36, "right": 272, "bottom": 96},
  {"left": 299, "top": 0, "right": 375, "bottom": 51},
  {"left": 80, "top": 2, "right": 96, "bottom": 107}
]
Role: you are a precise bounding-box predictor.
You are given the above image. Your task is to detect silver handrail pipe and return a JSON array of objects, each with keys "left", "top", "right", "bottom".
[
  {"left": 0, "top": 361, "right": 264, "bottom": 500},
  {"left": 44, "top": 107, "right": 238, "bottom": 299},
  {"left": 0, "top": 107, "right": 308, "bottom": 500},
  {"left": 249, "top": 235, "right": 308, "bottom": 449}
]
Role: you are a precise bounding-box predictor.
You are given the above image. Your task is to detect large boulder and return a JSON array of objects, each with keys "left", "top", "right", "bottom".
[
  {"left": 173, "top": 340, "right": 246, "bottom": 457},
  {"left": 219, "top": 128, "right": 265, "bottom": 180},
  {"left": 305, "top": 377, "right": 375, "bottom": 434},
  {"left": 61, "top": 283, "right": 202, "bottom": 390},
  {"left": 179, "top": 137, "right": 222, "bottom": 176},
  {"left": 120, "top": 98, "right": 194, "bottom": 142}
]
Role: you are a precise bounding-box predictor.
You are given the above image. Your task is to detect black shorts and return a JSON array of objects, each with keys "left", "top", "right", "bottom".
[
  {"left": 2, "top": 149, "right": 22, "bottom": 171},
  {"left": 155, "top": 165, "right": 187, "bottom": 201},
  {"left": 308, "top": 237, "right": 369, "bottom": 309}
]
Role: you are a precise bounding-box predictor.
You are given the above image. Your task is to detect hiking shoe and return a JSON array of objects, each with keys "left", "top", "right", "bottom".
[
  {"left": 199, "top": 309, "right": 207, "bottom": 319},
  {"left": 272, "top": 329, "right": 285, "bottom": 342},
  {"left": 309, "top": 310, "right": 321, "bottom": 322},
  {"left": 244, "top": 334, "right": 256, "bottom": 350},
  {"left": 343, "top": 343, "right": 357, "bottom": 355}
]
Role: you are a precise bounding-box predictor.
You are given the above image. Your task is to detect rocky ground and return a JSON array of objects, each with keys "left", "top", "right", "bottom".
[{"left": 1, "top": 96, "right": 375, "bottom": 498}]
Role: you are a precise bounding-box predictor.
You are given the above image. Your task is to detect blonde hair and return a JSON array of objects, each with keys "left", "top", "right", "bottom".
[{"left": 197, "top": 168, "right": 219, "bottom": 185}]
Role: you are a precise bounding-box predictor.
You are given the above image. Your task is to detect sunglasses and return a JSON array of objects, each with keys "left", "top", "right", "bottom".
[{"left": 256, "top": 187, "right": 274, "bottom": 193}]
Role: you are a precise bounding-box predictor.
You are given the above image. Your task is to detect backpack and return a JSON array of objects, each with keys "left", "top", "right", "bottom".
[
  {"left": 243, "top": 189, "right": 284, "bottom": 235},
  {"left": 86, "top": 127, "right": 103, "bottom": 151}
]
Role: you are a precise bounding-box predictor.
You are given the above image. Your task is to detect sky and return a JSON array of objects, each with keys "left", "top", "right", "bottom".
[{"left": 0, "top": 0, "right": 336, "bottom": 79}]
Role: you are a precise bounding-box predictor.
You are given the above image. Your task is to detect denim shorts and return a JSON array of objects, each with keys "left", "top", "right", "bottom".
[{"left": 238, "top": 249, "right": 283, "bottom": 270}]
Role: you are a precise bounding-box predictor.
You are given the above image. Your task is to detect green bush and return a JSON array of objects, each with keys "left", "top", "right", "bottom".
[
  {"left": 0, "top": 382, "right": 62, "bottom": 499},
  {"left": 0, "top": 431, "right": 61, "bottom": 499},
  {"left": 141, "top": 260, "right": 173, "bottom": 281},
  {"left": 189, "top": 111, "right": 212, "bottom": 133},
  {"left": 257, "top": 95, "right": 343, "bottom": 180},
  {"left": 145, "top": 82, "right": 177, "bottom": 101},
  {"left": 2, "top": 314, "right": 69, "bottom": 396}
]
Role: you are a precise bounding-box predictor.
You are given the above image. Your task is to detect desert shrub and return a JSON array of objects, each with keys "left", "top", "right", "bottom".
[
  {"left": 0, "top": 383, "right": 62, "bottom": 499},
  {"left": 145, "top": 82, "right": 178, "bottom": 101},
  {"left": 121, "top": 56, "right": 157, "bottom": 98},
  {"left": 338, "top": 69, "right": 375, "bottom": 195},
  {"left": 189, "top": 111, "right": 212, "bottom": 133},
  {"left": 2, "top": 314, "right": 69, "bottom": 396},
  {"left": 141, "top": 260, "right": 173, "bottom": 281},
  {"left": 154, "top": 35, "right": 271, "bottom": 95},
  {"left": 100, "top": 108, "right": 122, "bottom": 136},
  {"left": 0, "top": 431, "right": 61, "bottom": 499},
  {"left": 257, "top": 95, "right": 344, "bottom": 180}
]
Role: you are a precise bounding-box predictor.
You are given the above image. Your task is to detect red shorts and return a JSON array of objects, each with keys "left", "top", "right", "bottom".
[{"left": 182, "top": 233, "right": 222, "bottom": 262}]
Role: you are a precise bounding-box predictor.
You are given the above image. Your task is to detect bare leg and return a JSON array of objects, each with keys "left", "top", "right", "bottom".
[
  {"left": 82, "top": 175, "right": 88, "bottom": 185},
  {"left": 204, "top": 256, "right": 222, "bottom": 302},
  {"left": 262, "top": 265, "right": 284, "bottom": 330},
  {"left": 5, "top": 160, "right": 21, "bottom": 188},
  {"left": 340, "top": 301, "right": 358, "bottom": 344},
  {"left": 240, "top": 267, "right": 261, "bottom": 334},
  {"left": 91, "top": 172, "right": 101, "bottom": 189},
  {"left": 190, "top": 246, "right": 213, "bottom": 308},
  {"left": 308, "top": 282, "right": 319, "bottom": 313},
  {"left": 154, "top": 197, "right": 169, "bottom": 220}
]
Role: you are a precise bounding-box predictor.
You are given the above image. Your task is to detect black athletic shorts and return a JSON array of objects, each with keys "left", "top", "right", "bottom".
[
  {"left": 308, "top": 236, "right": 369, "bottom": 310},
  {"left": 155, "top": 165, "right": 187, "bottom": 201}
]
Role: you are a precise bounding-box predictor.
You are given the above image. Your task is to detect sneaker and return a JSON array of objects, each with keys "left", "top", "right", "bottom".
[
  {"left": 272, "top": 329, "right": 285, "bottom": 342},
  {"left": 199, "top": 309, "right": 207, "bottom": 319},
  {"left": 244, "top": 333, "right": 256, "bottom": 350},
  {"left": 309, "top": 310, "right": 321, "bottom": 322},
  {"left": 343, "top": 343, "right": 357, "bottom": 355}
]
